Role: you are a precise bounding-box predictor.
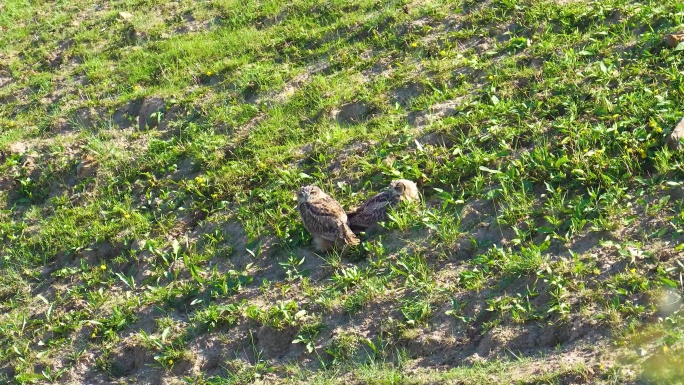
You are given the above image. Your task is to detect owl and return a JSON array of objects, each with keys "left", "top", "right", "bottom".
[
  {"left": 297, "top": 185, "right": 360, "bottom": 252},
  {"left": 347, "top": 179, "right": 420, "bottom": 232}
]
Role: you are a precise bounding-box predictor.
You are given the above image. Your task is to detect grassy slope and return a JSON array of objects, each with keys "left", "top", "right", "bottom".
[{"left": 1, "top": 0, "right": 684, "bottom": 383}]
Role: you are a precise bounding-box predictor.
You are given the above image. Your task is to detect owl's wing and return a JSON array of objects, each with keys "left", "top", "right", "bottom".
[
  {"left": 299, "top": 199, "right": 346, "bottom": 241},
  {"left": 347, "top": 191, "right": 396, "bottom": 230}
]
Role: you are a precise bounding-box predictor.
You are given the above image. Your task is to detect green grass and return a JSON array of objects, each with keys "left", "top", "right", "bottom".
[{"left": 1, "top": 0, "right": 684, "bottom": 383}]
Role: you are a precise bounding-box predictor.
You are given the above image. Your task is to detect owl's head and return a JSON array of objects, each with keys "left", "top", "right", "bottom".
[
  {"left": 389, "top": 179, "right": 419, "bottom": 201},
  {"left": 297, "top": 185, "right": 324, "bottom": 203}
]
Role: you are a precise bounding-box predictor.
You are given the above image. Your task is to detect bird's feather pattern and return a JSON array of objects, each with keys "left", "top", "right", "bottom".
[
  {"left": 347, "top": 179, "right": 419, "bottom": 232},
  {"left": 296, "top": 185, "right": 359, "bottom": 249}
]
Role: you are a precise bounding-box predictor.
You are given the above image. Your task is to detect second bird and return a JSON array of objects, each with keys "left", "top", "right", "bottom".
[{"left": 347, "top": 179, "right": 419, "bottom": 233}]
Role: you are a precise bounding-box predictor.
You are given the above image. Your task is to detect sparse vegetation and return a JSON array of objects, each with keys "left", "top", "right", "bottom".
[{"left": 1, "top": 0, "right": 684, "bottom": 383}]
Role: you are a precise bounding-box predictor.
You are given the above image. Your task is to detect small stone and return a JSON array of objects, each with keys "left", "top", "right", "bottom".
[
  {"left": 118, "top": 11, "right": 133, "bottom": 21},
  {"left": 636, "top": 348, "right": 647, "bottom": 357},
  {"left": 666, "top": 117, "right": 684, "bottom": 150}
]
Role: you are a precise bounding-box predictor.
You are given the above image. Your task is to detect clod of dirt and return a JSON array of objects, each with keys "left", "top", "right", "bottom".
[
  {"left": 666, "top": 117, "right": 684, "bottom": 150},
  {"left": 391, "top": 82, "right": 425, "bottom": 107},
  {"left": 664, "top": 33, "right": 684, "bottom": 48},
  {"left": 46, "top": 51, "right": 63, "bottom": 68},
  {"left": 336, "top": 102, "right": 372, "bottom": 124},
  {"left": 465, "top": 352, "right": 485, "bottom": 365},
  {"left": 76, "top": 154, "right": 97, "bottom": 179},
  {"left": 138, "top": 97, "right": 165, "bottom": 131},
  {"left": 112, "top": 100, "right": 142, "bottom": 129},
  {"left": 9, "top": 142, "right": 28, "bottom": 155}
]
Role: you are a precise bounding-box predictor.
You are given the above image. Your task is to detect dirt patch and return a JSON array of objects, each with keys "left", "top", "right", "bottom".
[
  {"left": 110, "top": 339, "right": 155, "bottom": 377},
  {"left": 255, "top": 325, "right": 300, "bottom": 360},
  {"left": 188, "top": 334, "right": 230, "bottom": 375},
  {"left": 391, "top": 82, "right": 425, "bottom": 107},
  {"left": 112, "top": 99, "right": 143, "bottom": 129},
  {"left": 0, "top": 76, "right": 11, "bottom": 88},
  {"left": 477, "top": 317, "right": 594, "bottom": 358},
  {"left": 72, "top": 107, "right": 106, "bottom": 129},
  {"left": 158, "top": 104, "right": 185, "bottom": 132},
  {"left": 416, "top": 131, "right": 454, "bottom": 148},
  {"left": 8, "top": 141, "right": 29, "bottom": 155},
  {"left": 76, "top": 154, "right": 98, "bottom": 180},
  {"left": 399, "top": 326, "right": 456, "bottom": 359},
  {"left": 408, "top": 99, "right": 462, "bottom": 128},
  {"left": 138, "top": 97, "right": 166, "bottom": 131},
  {"left": 335, "top": 102, "right": 373, "bottom": 124},
  {"left": 176, "top": 13, "right": 217, "bottom": 34}
]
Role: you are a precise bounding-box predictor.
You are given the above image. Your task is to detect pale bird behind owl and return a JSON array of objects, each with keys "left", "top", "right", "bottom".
[{"left": 347, "top": 179, "right": 419, "bottom": 233}]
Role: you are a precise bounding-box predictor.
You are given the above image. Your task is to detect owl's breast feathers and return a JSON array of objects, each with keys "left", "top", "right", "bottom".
[{"left": 298, "top": 200, "right": 345, "bottom": 238}]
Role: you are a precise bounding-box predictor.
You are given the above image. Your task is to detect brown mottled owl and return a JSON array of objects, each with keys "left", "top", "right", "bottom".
[
  {"left": 347, "top": 179, "right": 420, "bottom": 232},
  {"left": 297, "top": 185, "right": 360, "bottom": 252}
]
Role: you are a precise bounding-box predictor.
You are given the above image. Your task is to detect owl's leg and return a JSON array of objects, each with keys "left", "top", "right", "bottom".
[{"left": 313, "top": 236, "right": 333, "bottom": 252}]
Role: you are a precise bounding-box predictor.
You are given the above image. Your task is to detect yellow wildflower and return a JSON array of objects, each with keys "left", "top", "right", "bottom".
[
  {"left": 410, "top": 42, "right": 418, "bottom": 48},
  {"left": 100, "top": 264, "right": 107, "bottom": 270}
]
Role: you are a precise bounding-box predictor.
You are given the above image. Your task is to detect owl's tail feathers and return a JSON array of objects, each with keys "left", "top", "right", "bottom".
[{"left": 340, "top": 225, "right": 361, "bottom": 246}]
